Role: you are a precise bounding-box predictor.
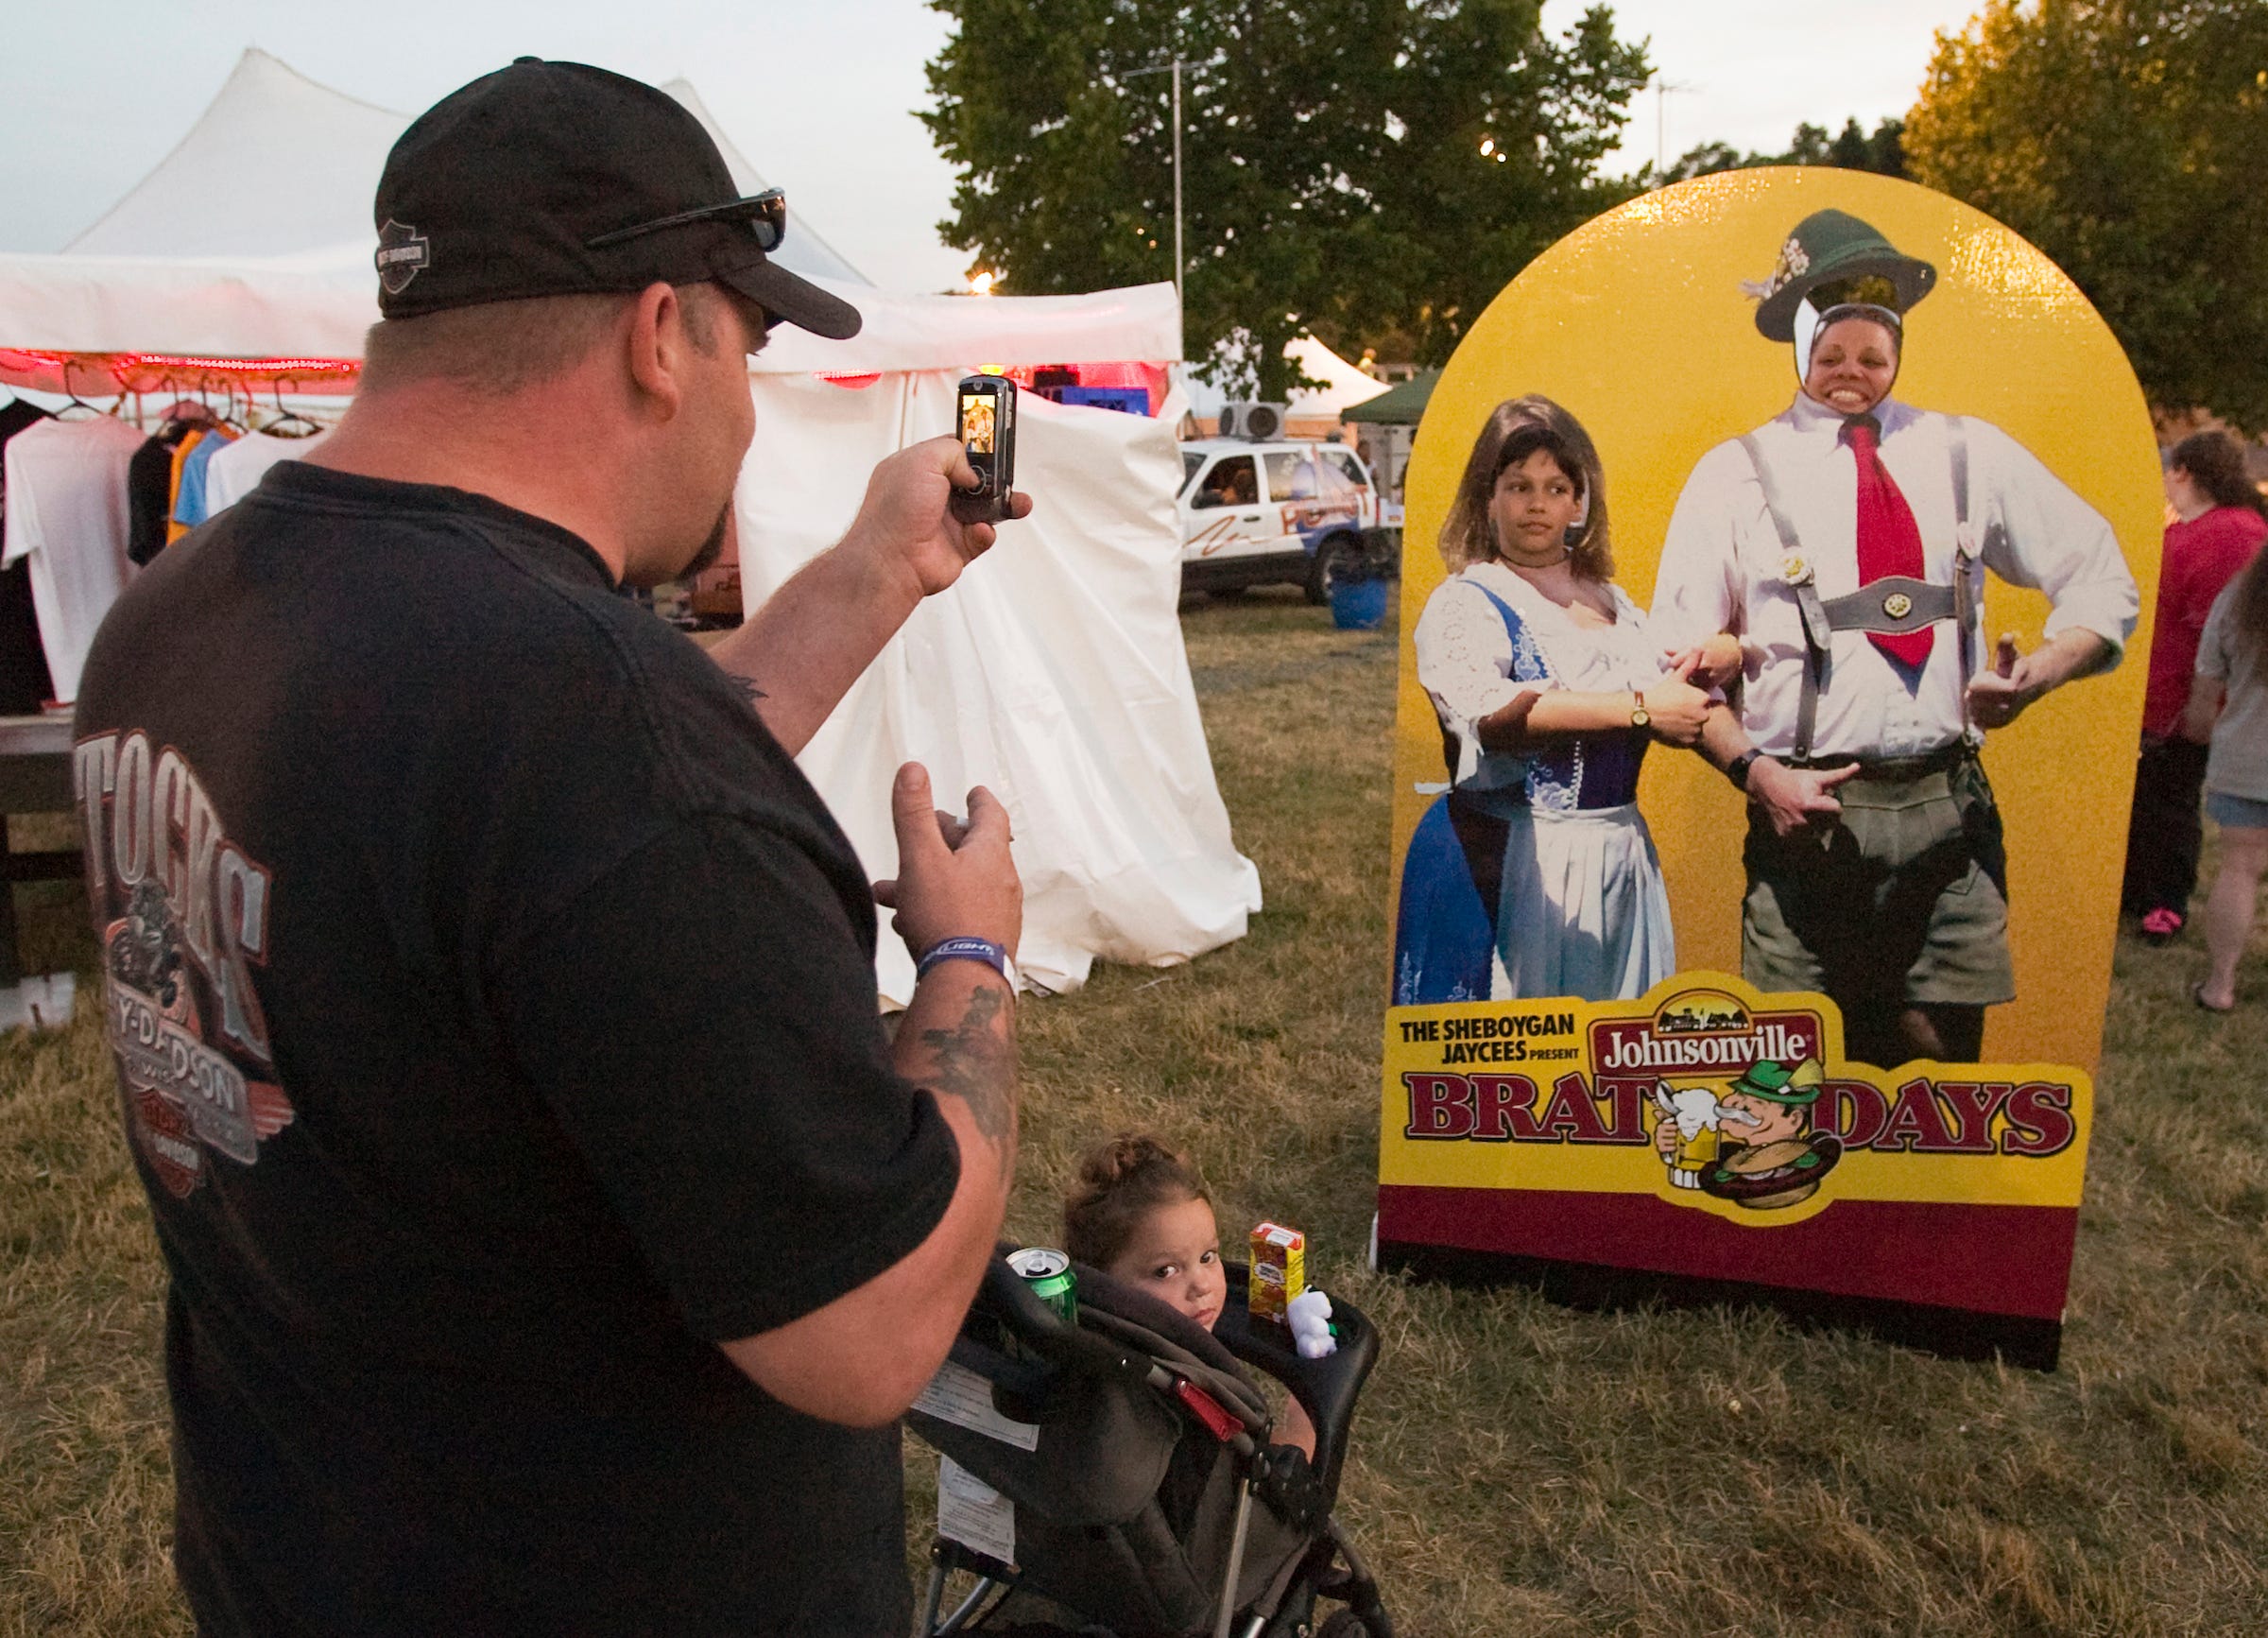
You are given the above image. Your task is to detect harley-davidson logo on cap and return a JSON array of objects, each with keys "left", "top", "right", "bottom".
[{"left": 375, "top": 219, "right": 431, "bottom": 295}]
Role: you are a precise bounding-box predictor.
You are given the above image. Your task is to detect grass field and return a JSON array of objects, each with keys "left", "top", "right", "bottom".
[{"left": 7, "top": 591, "right": 2268, "bottom": 1635}]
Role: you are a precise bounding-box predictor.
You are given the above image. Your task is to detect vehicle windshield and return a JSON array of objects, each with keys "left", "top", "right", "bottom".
[{"left": 1181, "top": 452, "right": 1205, "bottom": 491}]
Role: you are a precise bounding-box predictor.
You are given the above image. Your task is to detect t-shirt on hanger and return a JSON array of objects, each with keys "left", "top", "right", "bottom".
[{"left": 1, "top": 414, "right": 145, "bottom": 704}]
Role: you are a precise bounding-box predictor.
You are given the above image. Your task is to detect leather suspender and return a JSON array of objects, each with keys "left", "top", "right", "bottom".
[
  {"left": 1948, "top": 416, "right": 1984, "bottom": 745},
  {"left": 1739, "top": 432, "right": 1830, "bottom": 760},
  {"left": 1739, "top": 420, "right": 1983, "bottom": 762}
]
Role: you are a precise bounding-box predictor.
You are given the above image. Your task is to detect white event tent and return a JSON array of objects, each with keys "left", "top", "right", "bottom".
[
  {"left": 0, "top": 49, "right": 1260, "bottom": 1002},
  {"left": 1179, "top": 336, "right": 1388, "bottom": 432}
]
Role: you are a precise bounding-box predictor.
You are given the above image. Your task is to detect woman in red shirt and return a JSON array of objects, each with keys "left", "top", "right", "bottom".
[{"left": 2123, "top": 431, "right": 2268, "bottom": 940}]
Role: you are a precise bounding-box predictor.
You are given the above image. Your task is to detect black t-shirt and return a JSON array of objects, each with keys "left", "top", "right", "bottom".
[
  {"left": 127, "top": 421, "right": 192, "bottom": 566},
  {"left": 0, "top": 398, "right": 55, "bottom": 712},
  {"left": 72, "top": 461, "right": 959, "bottom": 1636}
]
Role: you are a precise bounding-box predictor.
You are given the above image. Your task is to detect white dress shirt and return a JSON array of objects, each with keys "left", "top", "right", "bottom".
[{"left": 1650, "top": 393, "right": 2139, "bottom": 761}]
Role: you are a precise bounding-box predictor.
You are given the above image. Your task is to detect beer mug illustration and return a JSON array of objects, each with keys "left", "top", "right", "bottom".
[{"left": 1653, "top": 1080, "right": 1723, "bottom": 1191}]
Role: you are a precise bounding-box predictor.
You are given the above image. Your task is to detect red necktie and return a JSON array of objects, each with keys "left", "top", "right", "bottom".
[{"left": 1845, "top": 417, "right": 1933, "bottom": 667}]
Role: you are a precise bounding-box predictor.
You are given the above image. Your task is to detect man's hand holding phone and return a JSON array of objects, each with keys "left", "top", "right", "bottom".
[
  {"left": 842, "top": 438, "right": 1033, "bottom": 603},
  {"left": 719, "top": 389, "right": 1030, "bottom": 761}
]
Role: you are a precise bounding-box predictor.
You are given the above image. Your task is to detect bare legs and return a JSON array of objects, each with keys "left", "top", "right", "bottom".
[{"left": 2199, "top": 825, "right": 2268, "bottom": 1010}]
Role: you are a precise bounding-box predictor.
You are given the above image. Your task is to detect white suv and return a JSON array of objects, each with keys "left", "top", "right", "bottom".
[{"left": 1177, "top": 438, "right": 1378, "bottom": 602}]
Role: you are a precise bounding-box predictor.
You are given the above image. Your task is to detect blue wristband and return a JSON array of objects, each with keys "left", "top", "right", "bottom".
[{"left": 915, "top": 936, "right": 1018, "bottom": 991}]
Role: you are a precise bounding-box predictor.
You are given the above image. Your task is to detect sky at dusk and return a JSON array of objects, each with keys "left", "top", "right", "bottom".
[{"left": 0, "top": 0, "right": 1982, "bottom": 293}]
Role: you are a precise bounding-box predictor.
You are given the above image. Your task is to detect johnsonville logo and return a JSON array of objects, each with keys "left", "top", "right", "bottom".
[
  {"left": 1398, "top": 988, "right": 2076, "bottom": 1214},
  {"left": 1593, "top": 988, "right": 1816, "bottom": 1072}
]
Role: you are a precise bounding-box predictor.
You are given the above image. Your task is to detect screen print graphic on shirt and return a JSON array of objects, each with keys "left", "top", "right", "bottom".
[{"left": 75, "top": 730, "right": 293, "bottom": 1197}]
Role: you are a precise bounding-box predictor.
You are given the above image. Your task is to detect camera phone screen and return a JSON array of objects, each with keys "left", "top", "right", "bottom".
[{"left": 960, "top": 393, "right": 997, "bottom": 457}]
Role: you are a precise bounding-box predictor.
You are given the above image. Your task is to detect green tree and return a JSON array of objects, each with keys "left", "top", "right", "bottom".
[
  {"left": 1664, "top": 116, "right": 1904, "bottom": 183},
  {"left": 1905, "top": 0, "right": 2268, "bottom": 428},
  {"left": 920, "top": 0, "right": 1649, "bottom": 397}
]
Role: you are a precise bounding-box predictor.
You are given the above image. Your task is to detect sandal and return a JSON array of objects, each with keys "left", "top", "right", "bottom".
[{"left": 2141, "top": 907, "right": 2184, "bottom": 944}]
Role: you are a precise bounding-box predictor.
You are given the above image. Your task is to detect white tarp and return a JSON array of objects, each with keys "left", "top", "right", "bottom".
[
  {"left": 752, "top": 284, "right": 1181, "bottom": 378},
  {"left": 0, "top": 244, "right": 374, "bottom": 390},
  {"left": 737, "top": 372, "right": 1261, "bottom": 1003},
  {"left": 0, "top": 261, "right": 1180, "bottom": 390}
]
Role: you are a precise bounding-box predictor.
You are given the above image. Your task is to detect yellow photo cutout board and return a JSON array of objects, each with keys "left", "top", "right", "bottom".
[{"left": 1377, "top": 170, "right": 2159, "bottom": 1368}]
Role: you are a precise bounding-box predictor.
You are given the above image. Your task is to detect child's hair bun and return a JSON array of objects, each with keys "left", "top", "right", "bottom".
[
  {"left": 1081, "top": 1132, "right": 1190, "bottom": 1190},
  {"left": 1063, "top": 1130, "right": 1211, "bottom": 1268}
]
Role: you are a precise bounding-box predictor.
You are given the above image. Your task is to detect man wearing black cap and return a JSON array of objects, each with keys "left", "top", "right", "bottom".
[
  {"left": 1654, "top": 208, "right": 2137, "bottom": 1069},
  {"left": 74, "top": 60, "right": 1027, "bottom": 1635}
]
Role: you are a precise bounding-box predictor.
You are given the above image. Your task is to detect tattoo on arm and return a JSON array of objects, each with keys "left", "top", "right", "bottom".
[
  {"left": 918, "top": 986, "right": 1018, "bottom": 1181},
  {"left": 726, "top": 672, "right": 769, "bottom": 706}
]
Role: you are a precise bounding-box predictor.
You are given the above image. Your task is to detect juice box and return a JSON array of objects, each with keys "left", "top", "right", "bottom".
[{"left": 1248, "top": 1222, "right": 1306, "bottom": 1324}]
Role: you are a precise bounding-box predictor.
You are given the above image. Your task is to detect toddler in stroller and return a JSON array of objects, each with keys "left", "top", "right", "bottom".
[{"left": 908, "top": 1137, "right": 1391, "bottom": 1638}]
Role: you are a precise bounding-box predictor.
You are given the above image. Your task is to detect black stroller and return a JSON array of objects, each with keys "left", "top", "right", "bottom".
[{"left": 907, "top": 1246, "right": 1392, "bottom": 1638}]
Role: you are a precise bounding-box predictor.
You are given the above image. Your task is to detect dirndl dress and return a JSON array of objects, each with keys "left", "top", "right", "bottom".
[{"left": 1393, "top": 564, "right": 1676, "bottom": 1004}]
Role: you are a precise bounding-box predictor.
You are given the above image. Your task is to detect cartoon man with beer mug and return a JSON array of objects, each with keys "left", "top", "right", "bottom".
[{"left": 1654, "top": 1058, "right": 1836, "bottom": 1208}]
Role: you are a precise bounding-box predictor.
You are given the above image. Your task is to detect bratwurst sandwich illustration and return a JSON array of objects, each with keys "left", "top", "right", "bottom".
[{"left": 1694, "top": 1057, "right": 1841, "bottom": 1210}]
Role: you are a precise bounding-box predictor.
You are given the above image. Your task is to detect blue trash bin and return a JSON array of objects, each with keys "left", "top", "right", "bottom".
[{"left": 1330, "top": 578, "right": 1388, "bottom": 629}]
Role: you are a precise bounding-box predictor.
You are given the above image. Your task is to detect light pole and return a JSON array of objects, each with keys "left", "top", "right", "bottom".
[
  {"left": 1653, "top": 76, "right": 1695, "bottom": 179},
  {"left": 1123, "top": 53, "right": 1228, "bottom": 306},
  {"left": 1172, "top": 58, "right": 1183, "bottom": 305}
]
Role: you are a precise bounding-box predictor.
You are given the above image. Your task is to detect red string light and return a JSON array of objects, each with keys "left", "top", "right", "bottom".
[
  {"left": 0, "top": 348, "right": 360, "bottom": 391},
  {"left": 114, "top": 353, "right": 359, "bottom": 376}
]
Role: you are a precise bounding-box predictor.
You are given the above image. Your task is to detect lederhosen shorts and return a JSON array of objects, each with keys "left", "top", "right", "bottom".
[{"left": 1743, "top": 747, "right": 2014, "bottom": 1009}]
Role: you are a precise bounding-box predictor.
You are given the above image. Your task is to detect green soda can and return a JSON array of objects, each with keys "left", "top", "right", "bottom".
[{"left": 1007, "top": 1247, "right": 1077, "bottom": 1325}]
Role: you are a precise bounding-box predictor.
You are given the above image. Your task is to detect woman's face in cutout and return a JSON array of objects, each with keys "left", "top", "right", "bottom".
[
  {"left": 1488, "top": 448, "right": 1584, "bottom": 560},
  {"left": 1804, "top": 318, "right": 1899, "bottom": 418}
]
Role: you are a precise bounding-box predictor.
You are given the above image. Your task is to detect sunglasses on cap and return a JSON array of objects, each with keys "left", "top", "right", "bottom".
[{"left": 586, "top": 187, "right": 787, "bottom": 252}]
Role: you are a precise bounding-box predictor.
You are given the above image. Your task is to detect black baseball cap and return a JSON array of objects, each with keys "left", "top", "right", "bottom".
[{"left": 372, "top": 58, "right": 861, "bottom": 340}]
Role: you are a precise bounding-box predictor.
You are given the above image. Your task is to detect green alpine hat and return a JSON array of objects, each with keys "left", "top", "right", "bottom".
[
  {"left": 1726, "top": 1057, "right": 1823, "bottom": 1106},
  {"left": 1752, "top": 209, "right": 1936, "bottom": 342}
]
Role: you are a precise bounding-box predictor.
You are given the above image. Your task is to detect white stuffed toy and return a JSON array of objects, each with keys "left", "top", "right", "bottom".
[{"left": 1285, "top": 1288, "right": 1337, "bottom": 1358}]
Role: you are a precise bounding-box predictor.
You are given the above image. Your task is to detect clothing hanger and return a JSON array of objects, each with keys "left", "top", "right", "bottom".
[
  {"left": 263, "top": 377, "right": 324, "bottom": 439},
  {"left": 152, "top": 391, "right": 214, "bottom": 440}
]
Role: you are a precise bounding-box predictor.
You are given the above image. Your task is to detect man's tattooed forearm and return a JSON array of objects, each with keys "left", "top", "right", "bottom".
[
  {"left": 919, "top": 986, "right": 1017, "bottom": 1178},
  {"left": 727, "top": 672, "right": 768, "bottom": 706}
]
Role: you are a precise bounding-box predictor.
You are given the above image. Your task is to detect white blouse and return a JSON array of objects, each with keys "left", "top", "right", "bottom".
[{"left": 1413, "top": 560, "right": 1665, "bottom": 789}]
